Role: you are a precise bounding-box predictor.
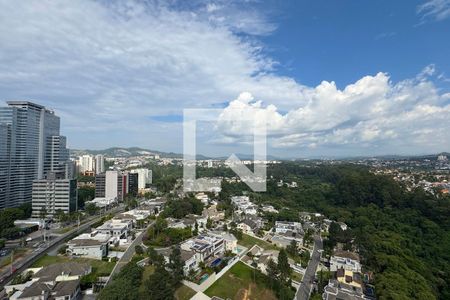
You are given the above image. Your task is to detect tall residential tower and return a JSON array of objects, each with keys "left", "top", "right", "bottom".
[{"left": 0, "top": 101, "right": 70, "bottom": 208}]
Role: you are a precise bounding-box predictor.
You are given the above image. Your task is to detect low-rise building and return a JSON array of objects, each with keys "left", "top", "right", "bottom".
[
  {"left": 209, "top": 231, "right": 238, "bottom": 253},
  {"left": 330, "top": 250, "right": 361, "bottom": 272},
  {"left": 66, "top": 238, "right": 108, "bottom": 260},
  {"left": 181, "top": 234, "right": 225, "bottom": 262},
  {"left": 7, "top": 262, "right": 91, "bottom": 300},
  {"left": 274, "top": 221, "right": 303, "bottom": 234},
  {"left": 96, "top": 219, "right": 132, "bottom": 239}
]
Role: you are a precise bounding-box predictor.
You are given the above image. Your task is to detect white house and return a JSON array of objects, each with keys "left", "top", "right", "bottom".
[
  {"left": 66, "top": 239, "right": 108, "bottom": 260},
  {"left": 330, "top": 251, "right": 361, "bottom": 272}
]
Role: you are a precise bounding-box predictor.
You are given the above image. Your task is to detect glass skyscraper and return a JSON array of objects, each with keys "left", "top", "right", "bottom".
[{"left": 0, "top": 101, "right": 68, "bottom": 209}]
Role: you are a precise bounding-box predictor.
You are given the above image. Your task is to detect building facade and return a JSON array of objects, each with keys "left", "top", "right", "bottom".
[
  {"left": 0, "top": 101, "right": 68, "bottom": 208},
  {"left": 32, "top": 179, "right": 77, "bottom": 217}
]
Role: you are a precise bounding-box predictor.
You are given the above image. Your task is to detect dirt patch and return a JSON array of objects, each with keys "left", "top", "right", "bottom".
[{"left": 234, "top": 288, "right": 248, "bottom": 300}]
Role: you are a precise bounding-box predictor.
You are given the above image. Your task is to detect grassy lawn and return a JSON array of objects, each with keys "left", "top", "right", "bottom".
[
  {"left": 205, "top": 261, "right": 277, "bottom": 300},
  {"left": 238, "top": 234, "right": 278, "bottom": 251},
  {"left": 32, "top": 255, "right": 115, "bottom": 276},
  {"left": 291, "top": 271, "right": 303, "bottom": 283},
  {"left": 174, "top": 284, "right": 196, "bottom": 300}
]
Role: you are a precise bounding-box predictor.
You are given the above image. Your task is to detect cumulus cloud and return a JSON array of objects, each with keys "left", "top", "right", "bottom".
[
  {"left": 217, "top": 66, "right": 450, "bottom": 154},
  {"left": 0, "top": 0, "right": 448, "bottom": 156}
]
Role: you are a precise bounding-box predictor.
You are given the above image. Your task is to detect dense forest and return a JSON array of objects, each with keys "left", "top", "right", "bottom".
[{"left": 243, "top": 163, "right": 450, "bottom": 300}]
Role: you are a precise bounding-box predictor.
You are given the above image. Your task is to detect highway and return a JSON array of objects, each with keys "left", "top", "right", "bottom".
[
  {"left": 295, "top": 235, "right": 323, "bottom": 300},
  {"left": 0, "top": 206, "right": 124, "bottom": 290}
]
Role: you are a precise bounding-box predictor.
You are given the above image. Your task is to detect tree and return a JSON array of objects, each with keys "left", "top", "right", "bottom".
[
  {"left": 206, "top": 217, "right": 213, "bottom": 229},
  {"left": 286, "top": 240, "right": 298, "bottom": 257},
  {"left": 266, "top": 258, "right": 279, "bottom": 289},
  {"left": 147, "top": 247, "right": 165, "bottom": 268},
  {"left": 142, "top": 266, "right": 174, "bottom": 300},
  {"left": 193, "top": 221, "right": 198, "bottom": 236},
  {"left": 85, "top": 202, "right": 99, "bottom": 216},
  {"left": 277, "top": 248, "right": 291, "bottom": 283},
  {"left": 135, "top": 245, "right": 143, "bottom": 255},
  {"left": 168, "top": 246, "right": 184, "bottom": 285},
  {"left": 54, "top": 209, "right": 65, "bottom": 223}
]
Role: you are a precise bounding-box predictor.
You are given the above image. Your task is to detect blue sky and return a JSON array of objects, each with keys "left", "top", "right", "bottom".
[{"left": 0, "top": 0, "right": 449, "bottom": 158}]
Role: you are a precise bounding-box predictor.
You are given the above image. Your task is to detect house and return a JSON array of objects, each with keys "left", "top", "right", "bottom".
[
  {"left": 271, "top": 231, "right": 303, "bottom": 248},
  {"left": 274, "top": 221, "right": 303, "bottom": 235},
  {"left": 96, "top": 219, "right": 132, "bottom": 239},
  {"left": 209, "top": 231, "right": 238, "bottom": 253},
  {"left": 330, "top": 250, "right": 361, "bottom": 272},
  {"left": 66, "top": 239, "right": 108, "bottom": 259},
  {"left": 202, "top": 205, "right": 225, "bottom": 221},
  {"left": 337, "top": 222, "right": 348, "bottom": 231},
  {"left": 158, "top": 248, "right": 199, "bottom": 276},
  {"left": 181, "top": 234, "right": 225, "bottom": 262},
  {"left": 72, "top": 230, "right": 119, "bottom": 247},
  {"left": 323, "top": 268, "right": 365, "bottom": 300},
  {"left": 261, "top": 205, "right": 278, "bottom": 214},
  {"left": 231, "top": 196, "right": 257, "bottom": 215},
  {"left": 237, "top": 219, "right": 259, "bottom": 236},
  {"left": 8, "top": 263, "right": 91, "bottom": 300},
  {"left": 195, "top": 192, "right": 210, "bottom": 204}
]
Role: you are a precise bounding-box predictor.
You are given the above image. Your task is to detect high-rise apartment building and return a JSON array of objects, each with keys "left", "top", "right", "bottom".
[
  {"left": 32, "top": 178, "right": 77, "bottom": 218},
  {"left": 130, "top": 168, "right": 152, "bottom": 191},
  {"left": 78, "top": 155, "right": 94, "bottom": 174},
  {"left": 95, "top": 171, "right": 128, "bottom": 201},
  {"left": 95, "top": 154, "right": 105, "bottom": 174},
  {"left": 0, "top": 101, "right": 69, "bottom": 208}
]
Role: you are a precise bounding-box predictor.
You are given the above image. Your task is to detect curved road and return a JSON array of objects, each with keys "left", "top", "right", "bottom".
[{"left": 295, "top": 235, "right": 323, "bottom": 300}]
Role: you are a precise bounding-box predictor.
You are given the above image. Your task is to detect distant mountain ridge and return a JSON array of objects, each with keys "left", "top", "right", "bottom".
[{"left": 70, "top": 147, "right": 448, "bottom": 161}]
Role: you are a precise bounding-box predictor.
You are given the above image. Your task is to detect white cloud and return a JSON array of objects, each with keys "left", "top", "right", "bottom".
[
  {"left": 0, "top": 0, "right": 448, "bottom": 156},
  {"left": 216, "top": 69, "right": 450, "bottom": 154},
  {"left": 417, "top": 0, "right": 450, "bottom": 21}
]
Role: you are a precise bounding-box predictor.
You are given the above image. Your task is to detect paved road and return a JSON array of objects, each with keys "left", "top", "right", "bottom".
[
  {"left": 295, "top": 235, "right": 323, "bottom": 300},
  {"left": 0, "top": 206, "right": 124, "bottom": 289},
  {"left": 106, "top": 221, "right": 155, "bottom": 284}
]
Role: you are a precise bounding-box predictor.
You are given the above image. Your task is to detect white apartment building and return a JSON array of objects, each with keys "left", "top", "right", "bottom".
[
  {"left": 78, "top": 155, "right": 94, "bottom": 173},
  {"left": 32, "top": 179, "right": 77, "bottom": 218},
  {"left": 95, "top": 154, "right": 105, "bottom": 174}
]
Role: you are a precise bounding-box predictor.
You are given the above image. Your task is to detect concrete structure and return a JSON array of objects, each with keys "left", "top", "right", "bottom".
[
  {"left": 181, "top": 234, "right": 225, "bottom": 262},
  {"left": 7, "top": 262, "right": 91, "bottom": 300},
  {"left": 130, "top": 168, "right": 152, "bottom": 191},
  {"left": 95, "top": 154, "right": 105, "bottom": 174},
  {"left": 96, "top": 219, "right": 132, "bottom": 239},
  {"left": 95, "top": 171, "right": 127, "bottom": 201},
  {"left": 274, "top": 221, "right": 303, "bottom": 234},
  {"left": 78, "top": 154, "right": 94, "bottom": 174},
  {"left": 209, "top": 231, "right": 238, "bottom": 253},
  {"left": 330, "top": 251, "right": 362, "bottom": 272},
  {"left": 0, "top": 101, "right": 68, "bottom": 208},
  {"left": 231, "top": 196, "right": 257, "bottom": 215},
  {"left": 66, "top": 239, "right": 108, "bottom": 260},
  {"left": 31, "top": 178, "right": 77, "bottom": 218}
]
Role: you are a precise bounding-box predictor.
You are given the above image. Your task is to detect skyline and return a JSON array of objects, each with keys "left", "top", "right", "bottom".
[{"left": 1, "top": 0, "right": 449, "bottom": 157}]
